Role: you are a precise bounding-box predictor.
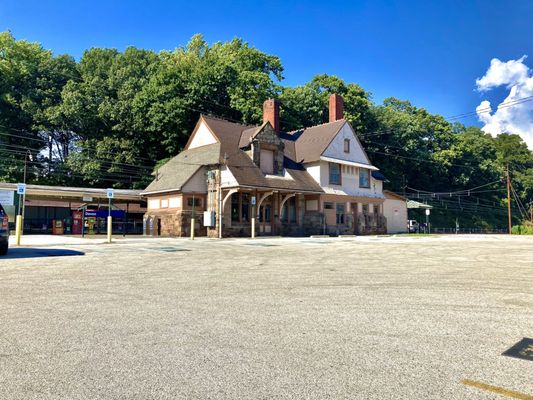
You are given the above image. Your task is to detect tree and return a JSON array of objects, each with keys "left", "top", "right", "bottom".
[{"left": 0, "top": 31, "right": 77, "bottom": 183}]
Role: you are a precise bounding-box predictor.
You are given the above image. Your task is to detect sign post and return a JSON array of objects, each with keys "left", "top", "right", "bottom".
[
  {"left": 15, "top": 184, "right": 26, "bottom": 245},
  {"left": 251, "top": 196, "right": 256, "bottom": 238},
  {"left": 191, "top": 194, "right": 195, "bottom": 240},
  {"left": 107, "top": 189, "right": 114, "bottom": 243},
  {"left": 425, "top": 208, "right": 430, "bottom": 234}
]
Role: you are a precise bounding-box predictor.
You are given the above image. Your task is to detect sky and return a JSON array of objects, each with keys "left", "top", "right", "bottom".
[{"left": 1, "top": 0, "right": 533, "bottom": 147}]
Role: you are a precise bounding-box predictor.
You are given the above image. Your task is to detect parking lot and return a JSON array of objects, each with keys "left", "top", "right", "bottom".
[{"left": 1, "top": 234, "right": 532, "bottom": 399}]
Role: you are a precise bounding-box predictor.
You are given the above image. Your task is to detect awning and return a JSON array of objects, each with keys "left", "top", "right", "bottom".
[
  {"left": 319, "top": 156, "right": 379, "bottom": 171},
  {"left": 406, "top": 200, "right": 433, "bottom": 209}
]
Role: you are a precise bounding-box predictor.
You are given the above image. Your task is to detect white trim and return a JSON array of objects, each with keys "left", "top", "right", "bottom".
[{"left": 319, "top": 156, "right": 379, "bottom": 171}]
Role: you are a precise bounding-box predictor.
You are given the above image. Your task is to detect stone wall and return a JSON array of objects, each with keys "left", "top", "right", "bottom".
[
  {"left": 146, "top": 210, "right": 205, "bottom": 237},
  {"left": 356, "top": 213, "right": 387, "bottom": 235},
  {"left": 251, "top": 124, "right": 285, "bottom": 175},
  {"left": 303, "top": 213, "right": 324, "bottom": 236}
]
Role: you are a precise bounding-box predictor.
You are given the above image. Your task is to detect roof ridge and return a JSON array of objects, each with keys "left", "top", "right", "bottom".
[
  {"left": 201, "top": 113, "right": 256, "bottom": 128},
  {"left": 287, "top": 118, "right": 345, "bottom": 134}
]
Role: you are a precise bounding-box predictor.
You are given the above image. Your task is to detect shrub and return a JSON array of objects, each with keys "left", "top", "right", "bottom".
[{"left": 512, "top": 225, "right": 533, "bottom": 235}]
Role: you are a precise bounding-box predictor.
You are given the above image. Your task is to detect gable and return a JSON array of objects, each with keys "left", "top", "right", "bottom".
[
  {"left": 321, "top": 123, "right": 371, "bottom": 165},
  {"left": 253, "top": 123, "right": 282, "bottom": 147},
  {"left": 142, "top": 143, "right": 221, "bottom": 195},
  {"left": 186, "top": 119, "right": 218, "bottom": 150}
]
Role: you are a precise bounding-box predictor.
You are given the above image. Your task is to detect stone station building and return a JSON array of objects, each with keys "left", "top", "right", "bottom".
[{"left": 142, "top": 94, "right": 388, "bottom": 237}]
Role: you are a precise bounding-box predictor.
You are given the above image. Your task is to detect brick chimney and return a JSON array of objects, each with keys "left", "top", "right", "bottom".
[
  {"left": 263, "top": 99, "right": 280, "bottom": 132},
  {"left": 329, "top": 93, "right": 344, "bottom": 122}
]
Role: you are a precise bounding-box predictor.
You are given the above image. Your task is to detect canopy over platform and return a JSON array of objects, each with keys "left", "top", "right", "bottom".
[
  {"left": 406, "top": 199, "right": 433, "bottom": 209},
  {"left": 0, "top": 183, "right": 143, "bottom": 203}
]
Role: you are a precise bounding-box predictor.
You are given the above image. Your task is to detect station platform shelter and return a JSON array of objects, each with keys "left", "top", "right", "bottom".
[{"left": 0, "top": 183, "right": 146, "bottom": 235}]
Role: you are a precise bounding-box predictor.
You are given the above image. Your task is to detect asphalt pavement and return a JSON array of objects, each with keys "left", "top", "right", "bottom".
[{"left": 0, "top": 234, "right": 532, "bottom": 399}]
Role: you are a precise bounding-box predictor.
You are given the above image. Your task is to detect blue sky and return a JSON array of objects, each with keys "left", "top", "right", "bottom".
[{"left": 1, "top": 0, "right": 532, "bottom": 127}]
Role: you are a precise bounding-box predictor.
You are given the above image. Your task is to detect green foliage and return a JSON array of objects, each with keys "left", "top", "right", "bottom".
[
  {"left": 279, "top": 74, "right": 373, "bottom": 132},
  {"left": 0, "top": 31, "right": 532, "bottom": 230},
  {"left": 512, "top": 224, "right": 533, "bottom": 235}
]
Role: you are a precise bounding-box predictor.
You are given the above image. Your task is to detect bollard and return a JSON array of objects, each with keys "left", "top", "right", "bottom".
[
  {"left": 190, "top": 218, "right": 195, "bottom": 240},
  {"left": 107, "top": 216, "right": 112, "bottom": 243},
  {"left": 15, "top": 215, "right": 22, "bottom": 245},
  {"left": 251, "top": 217, "right": 255, "bottom": 238}
]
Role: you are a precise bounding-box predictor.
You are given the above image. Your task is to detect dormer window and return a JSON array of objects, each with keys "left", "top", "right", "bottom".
[
  {"left": 344, "top": 138, "right": 350, "bottom": 153},
  {"left": 260, "top": 149, "right": 274, "bottom": 174}
]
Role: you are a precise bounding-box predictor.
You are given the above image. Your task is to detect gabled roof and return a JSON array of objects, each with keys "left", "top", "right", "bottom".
[
  {"left": 383, "top": 190, "right": 406, "bottom": 201},
  {"left": 142, "top": 143, "right": 221, "bottom": 194},
  {"left": 144, "top": 114, "right": 375, "bottom": 195},
  {"left": 288, "top": 119, "right": 346, "bottom": 163},
  {"left": 406, "top": 199, "right": 433, "bottom": 209},
  {"left": 239, "top": 122, "right": 270, "bottom": 148},
  {"left": 202, "top": 116, "right": 323, "bottom": 193}
]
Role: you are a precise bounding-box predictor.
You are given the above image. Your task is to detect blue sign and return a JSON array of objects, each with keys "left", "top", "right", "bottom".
[
  {"left": 85, "top": 209, "right": 125, "bottom": 218},
  {"left": 17, "top": 183, "right": 26, "bottom": 195},
  {"left": 107, "top": 188, "right": 114, "bottom": 199}
]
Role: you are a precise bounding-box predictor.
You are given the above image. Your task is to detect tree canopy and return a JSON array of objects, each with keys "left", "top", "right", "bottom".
[{"left": 1, "top": 31, "right": 532, "bottom": 228}]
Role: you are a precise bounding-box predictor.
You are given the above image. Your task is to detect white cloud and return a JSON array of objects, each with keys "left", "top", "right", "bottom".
[{"left": 476, "top": 56, "right": 533, "bottom": 149}]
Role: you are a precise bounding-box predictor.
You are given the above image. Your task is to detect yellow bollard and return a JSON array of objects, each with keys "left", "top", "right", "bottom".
[
  {"left": 190, "top": 218, "right": 195, "bottom": 240},
  {"left": 251, "top": 217, "right": 255, "bottom": 238},
  {"left": 107, "top": 216, "right": 112, "bottom": 243},
  {"left": 15, "top": 215, "right": 22, "bottom": 245}
]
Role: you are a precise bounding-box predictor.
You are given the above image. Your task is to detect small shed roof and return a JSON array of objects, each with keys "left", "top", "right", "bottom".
[{"left": 406, "top": 200, "right": 433, "bottom": 209}]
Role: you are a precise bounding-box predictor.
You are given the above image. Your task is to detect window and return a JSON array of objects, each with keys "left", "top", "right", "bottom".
[
  {"left": 373, "top": 204, "right": 380, "bottom": 214},
  {"left": 344, "top": 138, "right": 350, "bottom": 153},
  {"left": 282, "top": 197, "right": 297, "bottom": 223},
  {"left": 169, "top": 197, "right": 181, "bottom": 208},
  {"left": 231, "top": 194, "right": 239, "bottom": 222},
  {"left": 336, "top": 203, "right": 345, "bottom": 225},
  {"left": 359, "top": 168, "right": 370, "bottom": 188},
  {"left": 260, "top": 149, "right": 274, "bottom": 174},
  {"left": 241, "top": 193, "right": 250, "bottom": 222},
  {"left": 259, "top": 204, "right": 272, "bottom": 223},
  {"left": 148, "top": 199, "right": 160, "bottom": 210},
  {"left": 362, "top": 204, "right": 369, "bottom": 214},
  {"left": 329, "top": 163, "right": 341, "bottom": 185},
  {"left": 288, "top": 198, "right": 296, "bottom": 223},
  {"left": 324, "top": 202, "right": 334, "bottom": 210},
  {"left": 187, "top": 197, "right": 202, "bottom": 207}
]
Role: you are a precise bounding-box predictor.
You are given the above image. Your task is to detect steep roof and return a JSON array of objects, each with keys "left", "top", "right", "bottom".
[
  {"left": 383, "top": 190, "right": 406, "bottom": 201},
  {"left": 142, "top": 143, "right": 221, "bottom": 194},
  {"left": 289, "top": 119, "right": 346, "bottom": 163},
  {"left": 201, "top": 116, "right": 323, "bottom": 193},
  {"left": 144, "top": 114, "right": 357, "bottom": 195}
]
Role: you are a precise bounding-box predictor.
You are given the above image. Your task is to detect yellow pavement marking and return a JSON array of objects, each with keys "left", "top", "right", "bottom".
[{"left": 462, "top": 379, "right": 533, "bottom": 400}]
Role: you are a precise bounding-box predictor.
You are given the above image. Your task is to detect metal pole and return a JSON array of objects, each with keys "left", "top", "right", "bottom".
[
  {"left": 191, "top": 194, "right": 195, "bottom": 240},
  {"left": 506, "top": 166, "right": 512, "bottom": 234},
  {"left": 107, "top": 197, "right": 112, "bottom": 243},
  {"left": 82, "top": 207, "right": 85, "bottom": 238},
  {"left": 21, "top": 152, "right": 28, "bottom": 234},
  {"left": 251, "top": 202, "right": 256, "bottom": 238},
  {"left": 218, "top": 186, "right": 223, "bottom": 239}
]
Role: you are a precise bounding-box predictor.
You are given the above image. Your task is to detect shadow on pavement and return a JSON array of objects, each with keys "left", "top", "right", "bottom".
[{"left": 1, "top": 248, "right": 85, "bottom": 260}]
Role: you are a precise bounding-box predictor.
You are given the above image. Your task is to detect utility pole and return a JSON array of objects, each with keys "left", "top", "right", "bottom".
[{"left": 506, "top": 166, "right": 512, "bottom": 235}]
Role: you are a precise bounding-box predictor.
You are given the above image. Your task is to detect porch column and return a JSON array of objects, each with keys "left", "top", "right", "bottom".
[{"left": 220, "top": 188, "right": 238, "bottom": 239}]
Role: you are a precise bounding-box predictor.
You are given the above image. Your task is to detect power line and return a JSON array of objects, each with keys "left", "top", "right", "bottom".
[{"left": 446, "top": 95, "right": 533, "bottom": 122}]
